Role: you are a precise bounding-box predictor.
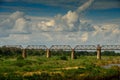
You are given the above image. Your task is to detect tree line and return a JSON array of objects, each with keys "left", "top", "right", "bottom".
[{"left": 0, "top": 47, "right": 120, "bottom": 57}]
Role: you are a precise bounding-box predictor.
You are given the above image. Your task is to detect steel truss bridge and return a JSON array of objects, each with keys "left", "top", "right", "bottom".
[
  {"left": 2, "top": 45, "right": 120, "bottom": 50},
  {"left": 1, "top": 44, "right": 120, "bottom": 59}
]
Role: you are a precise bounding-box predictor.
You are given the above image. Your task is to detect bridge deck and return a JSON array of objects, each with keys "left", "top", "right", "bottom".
[{"left": 1, "top": 45, "right": 120, "bottom": 50}]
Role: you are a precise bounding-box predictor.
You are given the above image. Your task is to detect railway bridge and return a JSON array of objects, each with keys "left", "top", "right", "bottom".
[{"left": 2, "top": 44, "right": 120, "bottom": 60}]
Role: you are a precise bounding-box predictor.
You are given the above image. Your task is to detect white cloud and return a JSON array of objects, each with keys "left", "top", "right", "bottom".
[
  {"left": 45, "top": 20, "right": 55, "bottom": 27},
  {"left": 32, "top": 0, "right": 94, "bottom": 32},
  {"left": 62, "top": 11, "right": 79, "bottom": 28},
  {"left": 89, "top": 23, "right": 120, "bottom": 45},
  {"left": 12, "top": 18, "right": 27, "bottom": 33},
  {"left": 76, "top": 0, "right": 94, "bottom": 13},
  {"left": 0, "top": 11, "right": 31, "bottom": 36},
  {"left": 0, "top": 0, "right": 100, "bottom": 45},
  {"left": 99, "top": 24, "right": 120, "bottom": 36},
  {"left": 0, "top": 0, "right": 120, "bottom": 45},
  {"left": 81, "top": 32, "right": 88, "bottom": 42},
  {"left": 37, "top": 19, "right": 55, "bottom": 31},
  {"left": 9, "top": 11, "right": 24, "bottom": 20},
  {"left": 41, "top": 33, "right": 53, "bottom": 41},
  {"left": 38, "top": 20, "right": 55, "bottom": 28}
]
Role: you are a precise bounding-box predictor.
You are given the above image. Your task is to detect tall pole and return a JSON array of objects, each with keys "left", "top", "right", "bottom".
[
  {"left": 97, "top": 44, "right": 101, "bottom": 60},
  {"left": 22, "top": 49, "right": 27, "bottom": 58},
  {"left": 46, "top": 49, "right": 50, "bottom": 58},
  {"left": 71, "top": 49, "right": 75, "bottom": 59}
]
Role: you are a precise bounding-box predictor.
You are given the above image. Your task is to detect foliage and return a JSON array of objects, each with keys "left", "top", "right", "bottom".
[
  {"left": 60, "top": 56, "right": 68, "bottom": 60},
  {"left": 0, "top": 47, "right": 22, "bottom": 57},
  {"left": 0, "top": 46, "right": 120, "bottom": 57},
  {"left": 17, "top": 56, "right": 24, "bottom": 60},
  {"left": 26, "top": 49, "right": 46, "bottom": 56},
  {"left": 0, "top": 55, "right": 119, "bottom": 80},
  {"left": 75, "top": 51, "right": 120, "bottom": 56},
  {"left": 14, "top": 59, "right": 33, "bottom": 67}
]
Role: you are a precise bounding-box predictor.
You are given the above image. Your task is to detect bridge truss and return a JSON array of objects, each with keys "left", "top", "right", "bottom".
[
  {"left": 3, "top": 45, "right": 23, "bottom": 49},
  {"left": 102, "top": 45, "right": 120, "bottom": 50},
  {"left": 50, "top": 45, "right": 72, "bottom": 51},
  {"left": 1, "top": 45, "right": 120, "bottom": 51},
  {"left": 74, "top": 45, "right": 97, "bottom": 50},
  {"left": 26, "top": 45, "right": 47, "bottom": 50}
]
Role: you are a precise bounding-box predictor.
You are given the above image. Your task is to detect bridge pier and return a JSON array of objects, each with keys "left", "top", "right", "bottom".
[
  {"left": 97, "top": 44, "right": 101, "bottom": 60},
  {"left": 22, "top": 49, "right": 27, "bottom": 58},
  {"left": 71, "top": 49, "right": 75, "bottom": 59},
  {"left": 46, "top": 49, "right": 51, "bottom": 58}
]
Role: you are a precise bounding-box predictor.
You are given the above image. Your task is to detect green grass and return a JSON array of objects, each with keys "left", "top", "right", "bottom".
[{"left": 0, "top": 55, "right": 120, "bottom": 80}]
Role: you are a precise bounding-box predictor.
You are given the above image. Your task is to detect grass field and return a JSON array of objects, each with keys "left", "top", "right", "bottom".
[{"left": 0, "top": 55, "right": 120, "bottom": 80}]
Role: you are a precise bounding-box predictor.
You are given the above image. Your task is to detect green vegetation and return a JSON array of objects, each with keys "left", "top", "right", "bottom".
[
  {"left": 75, "top": 51, "right": 120, "bottom": 56},
  {"left": 0, "top": 55, "right": 119, "bottom": 80},
  {"left": 0, "top": 47, "right": 120, "bottom": 80}
]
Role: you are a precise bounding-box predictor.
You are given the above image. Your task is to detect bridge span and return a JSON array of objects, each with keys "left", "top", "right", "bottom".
[{"left": 1, "top": 44, "right": 120, "bottom": 59}]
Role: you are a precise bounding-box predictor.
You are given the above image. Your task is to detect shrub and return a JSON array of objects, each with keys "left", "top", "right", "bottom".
[
  {"left": 2, "top": 73, "right": 23, "bottom": 80},
  {"left": 22, "top": 66, "right": 34, "bottom": 71},
  {"left": 0, "top": 58, "right": 3, "bottom": 61},
  {"left": 15, "top": 60, "right": 33, "bottom": 67},
  {"left": 24, "top": 73, "right": 51, "bottom": 80},
  {"left": 51, "top": 73, "right": 63, "bottom": 80},
  {"left": 0, "top": 73, "right": 5, "bottom": 80},
  {"left": 60, "top": 56, "right": 67, "bottom": 60},
  {"left": 17, "top": 56, "right": 24, "bottom": 61},
  {"left": 15, "top": 61, "right": 26, "bottom": 67}
]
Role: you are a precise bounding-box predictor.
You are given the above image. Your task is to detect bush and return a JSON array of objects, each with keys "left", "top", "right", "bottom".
[
  {"left": 22, "top": 66, "right": 34, "bottom": 71},
  {"left": 51, "top": 73, "right": 63, "bottom": 80},
  {"left": 60, "top": 56, "right": 67, "bottom": 60},
  {"left": 0, "top": 73, "right": 5, "bottom": 80},
  {"left": 0, "top": 73, "right": 23, "bottom": 80},
  {"left": 15, "top": 60, "right": 33, "bottom": 67},
  {"left": 0, "top": 58, "right": 3, "bottom": 61},
  {"left": 17, "top": 56, "right": 24, "bottom": 61},
  {"left": 15, "top": 61, "right": 26, "bottom": 67},
  {"left": 24, "top": 73, "right": 51, "bottom": 80}
]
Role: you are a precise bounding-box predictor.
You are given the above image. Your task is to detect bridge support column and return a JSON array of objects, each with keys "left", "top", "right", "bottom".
[
  {"left": 97, "top": 44, "right": 101, "bottom": 60},
  {"left": 71, "top": 49, "right": 75, "bottom": 59},
  {"left": 46, "top": 49, "right": 50, "bottom": 58},
  {"left": 22, "top": 49, "right": 27, "bottom": 58}
]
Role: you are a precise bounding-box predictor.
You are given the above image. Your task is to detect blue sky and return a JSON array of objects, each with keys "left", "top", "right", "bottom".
[{"left": 0, "top": 0, "right": 120, "bottom": 47}]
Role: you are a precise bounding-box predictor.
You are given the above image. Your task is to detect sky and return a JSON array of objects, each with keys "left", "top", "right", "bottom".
[{"left": 0, "top": 0, "right": 120, "bottom": 47}]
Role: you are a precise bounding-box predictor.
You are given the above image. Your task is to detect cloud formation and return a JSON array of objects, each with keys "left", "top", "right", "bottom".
[
  {"left": 0, "top": 11, "right": 31, "bottom": 40},
  {"left": 48, "top": 0, "right": 95, "bottom": 32},
  {"left": 0, "top": 0, "right": 120, "bottom": 45}
]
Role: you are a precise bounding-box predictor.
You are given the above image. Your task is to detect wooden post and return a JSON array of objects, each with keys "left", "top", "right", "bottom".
[
  {"left": 71, "top": 49, "right": 75, "bottom": 59},
  {"left": 97, "top": 44, "right": 101, "bottom": 60},
  {"left": 22, "top": 49, "right": 27, "bottom": 58},
  {"left": 46, "top": 49, "right": 50, "bottom": 58}
]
